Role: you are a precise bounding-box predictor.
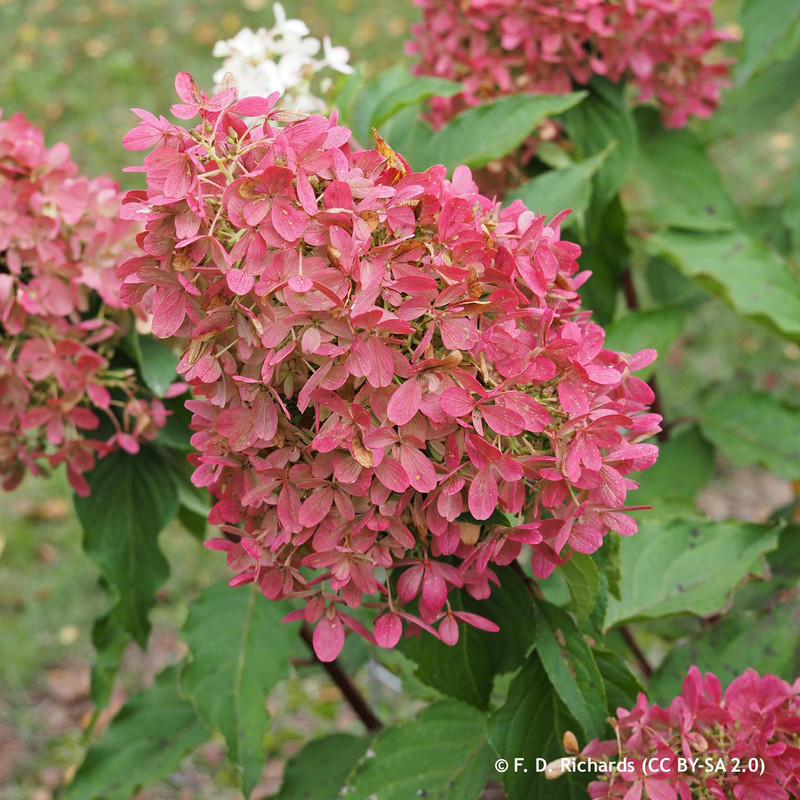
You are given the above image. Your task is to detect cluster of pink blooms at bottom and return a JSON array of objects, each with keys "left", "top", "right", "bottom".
[
  {"left": 583, "top": 668, "right": 800, "bottom": 800},
  {"left": 408, "top": 0, "right": 733, "bottom": 129},
  {"left": 0, "top": 111, "right": 168, "bottom": 495},
  {"left": 119, "top": 73, "right": 660, "bottom": 661}
]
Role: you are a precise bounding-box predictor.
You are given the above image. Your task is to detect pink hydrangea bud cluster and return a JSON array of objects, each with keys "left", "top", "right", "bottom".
[
  {"left": 119, "top": 73, "right": 660, "bottom": 661},
  {"left": 0, "top": 111, "right": 167, "bottom": 495},
  {"left": 408, "top": 0, "right": 733, "bottom": 129},
  {"left": 581, "top": 667, "right": 800, "bottom": 799}
]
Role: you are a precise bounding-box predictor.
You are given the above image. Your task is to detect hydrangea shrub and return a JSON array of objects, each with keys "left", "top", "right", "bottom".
[
  {"left": 0, "top": 111, "right": 167, "bottom": 495},
  {"left": 408, "top": 0, "right": 733, "bottom": 129},
  {"left": 118, "top": 73, "right": 660, "bottom": 661}
]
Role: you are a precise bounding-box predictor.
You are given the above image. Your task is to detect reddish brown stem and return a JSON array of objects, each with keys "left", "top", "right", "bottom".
[
  {"left": 300, "top": 623, "right": 383, "bottom": 732},
  {"left": 619, "top": 625, "right": 653, "bottom": 679}
]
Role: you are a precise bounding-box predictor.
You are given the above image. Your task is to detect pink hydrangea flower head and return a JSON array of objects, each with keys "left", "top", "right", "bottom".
[
  {"left": 582, "top": 667, "right": 800, "bottom": 799},
  {"left": 0, "top": 110, "right": 166, "bottom": 494},
  {"left": 408, "top": 0, "right": 734, "bottom": 129},
  {"left": 120, "top": 73, "right": 661, "bottom": 661}
]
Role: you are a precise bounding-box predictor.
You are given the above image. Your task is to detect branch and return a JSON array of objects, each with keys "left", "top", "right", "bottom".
[
  {"left": 619, "top": 624, "right": 653, "bottom": 679},
  {"left": 300, "top": 623, "right": 383, "bottom": 732}
]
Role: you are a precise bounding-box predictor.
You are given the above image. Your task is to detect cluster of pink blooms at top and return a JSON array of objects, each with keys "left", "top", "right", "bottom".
[
  {"left": 582, "top": 667, "right": 800, "bottom": 800},
  {"left": 0, "top": 111, "right": 167, "bottom": 495},
  {"left": 118, "top": 73, "right": 660, "bottom": 661},
  {"left": 408, "top": 0, "right": 733, "bottom": 129}
]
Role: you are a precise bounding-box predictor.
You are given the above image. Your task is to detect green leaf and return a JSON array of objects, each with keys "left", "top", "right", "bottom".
[
  {"left": 349, "top": 65, "right": 460, "bottom": 144},
  {"left": 399, "top": 565, "right": 536, "bottom": 709},
  {"left": 343, "top": 701, "right": 492, "bottom": 800},
  {"left": 560, "top": 78, "right": 636, "bottom": 207},
  {"left": 64, "top": 667, "right": 209, "bottom": 800},
  {"left": 629, "top": 425, "right": 714, "bottom": 511},
  {"left": 278, "top": 733, "right": 371, "bottom": 800},
  {"left": 633, "top": 107, "right": 737, "bottom": 232},
  {"left": 89, "top": 607, "right": 131, "bottom": 708},
  {"left": 575, "top": 196, "right": 628, "bottom": 324},
  {"left": 604, "top": 305, "right": 691, "bottom": 380},
  {"left": 180, "top": 582, "right": 299, "bottom": 797},
  {"left": 505, "top": 144, "right": 613, "bottom": 228},
  {"left": 650, "top": 229, "right": 800, "bottom": 341},
  {"left": 650, "top": 597, "right": 800, "bottom": 705},
  {"left": 705, "top": 53, "right": 800, "bottom": 138},
  {"left": 736, "top": 0, "right": 800, "bottom": 84},
  {"left": 74, "top": 445, "right": 178, "bottom": 646},
  {"left": 137, "top": 335, "right": 180, "bottom": 398},
  {"left": 418, "top": 92, "right": 587, "bottom": 173},
  {"left": 370, "top": 69, "right": 462, "bottom": 131},
  {"left": 488, "top": 653, "right": 590, "bottom": 800},
  {"left": 558, "top": 555, "right": 600, "bottom": 624},
  {"left": 605, "top": 516, "right": 781, "bottom": 628},
  {"left": 593, "top": 648, "right": 643, "bottom": 712},
  {"left": 535, "top": 601, "right": 607, "bottom": 741},
  {"left": 699, "top": 391, "right": 800, "bottom": 480}
]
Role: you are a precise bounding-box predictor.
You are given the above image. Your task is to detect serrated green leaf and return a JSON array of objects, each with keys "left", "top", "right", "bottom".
[
  {"left": 604, "top": 306, "right": 690, "bottom": 381},
  {"left": 74, "top": 446, "right": 177, "bottom": 646},
  {"left": 560, "top": 78, "right": 636, "bottom": 207},
  {"left": 399, "top": 565, "right": 536, "bottom": 709},
  {"left": 559, "top": 555, "right": 600, "bottom": 624},
  {"left": 605, "top": 517, "right": 781, "bottom": 628},
  {"left": 488, "top": 653, "right": 590, "bottom": 800},
  {"left": 628, "top": 425, "right": 714, "bottom": 512},
  {"left": 64, "top": 667, "right": 209, "bottom": 800},
  {"left": 344, "top": 701, "right": 492, "bottom": 800},
  {"left": 278, "top": 733, "right": 371, "bottom": 800},
  {"left": 633, "top": 107, "right": 737, "bottom": 232},
  {"left": 699, "top": 391, "right": 800, "bottom": 480},
  {"left": 418, "top": 92, "right": 586, "bottom": 173},
  {"left": 535, "top": 601, "right": 607, "bottom": 741},
  {"left": 650, "top": 598, "right": 800, "bottom": 706},
  {"left": 736, "top": 0, "right": 800, "bottom": 84},
  {"left": 593, "top": 648, "right": 643, "bottom": 712},
  {"left": 505, "top": 144, "right": 613, "bottom": 228},
  {"left": 649, "top": 229, "right": 800, "bottom": 342},
  {"left": 180, "top": 582, "right": 299, "bottom": 796}
]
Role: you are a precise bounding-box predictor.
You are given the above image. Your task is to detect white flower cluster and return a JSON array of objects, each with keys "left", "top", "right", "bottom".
[{"left": 212, "top": 2, "right": 352, "bottom": 113}]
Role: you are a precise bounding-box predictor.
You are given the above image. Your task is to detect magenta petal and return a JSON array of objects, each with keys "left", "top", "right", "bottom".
[
  {"left": 468, "top": 467, "right": 498, "bottom": 520},
  {"left": 313, "top": 616, "right": 345, "bottom": 662},
  {"left": 298, "top": 487, "right": 334, "bottom": 527},
  {"left": 374, "top": 613, "right": 403, "bottom": 648},
  {"left": 226, "top": 268, "right": 254, "bottom": 295},
  {"left": 440, "top": 386, "right": 475, "bottom": 417},
  {"left": 438, "top": 615, "right": 459, "bottom": 645},
  {"left": 480, "top": 403, "right": 525, "bottom": 436},
  {"left": 386, "top": 378, "right": 423, "bottom": 426}
]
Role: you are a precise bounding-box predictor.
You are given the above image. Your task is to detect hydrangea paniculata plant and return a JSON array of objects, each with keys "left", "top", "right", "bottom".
[
  {"left": 119, "top": 73, "right": 660, "bottom": 661},
  {"left": 578, "top": 667, "right": 800, "bottom": 799},
  {"left": 0, "top": 111, "right": 167, "bottom": 495},
  {"left": 212, "top": 2, "right": 352, "bottom": 113},
  {"left": 408, "top": 0, "right": 734, "bottom": 129}
]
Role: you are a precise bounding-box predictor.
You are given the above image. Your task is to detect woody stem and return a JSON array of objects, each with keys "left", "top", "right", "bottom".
[{"left": 300, "top": 623, "right": 383, "bottom": 732}]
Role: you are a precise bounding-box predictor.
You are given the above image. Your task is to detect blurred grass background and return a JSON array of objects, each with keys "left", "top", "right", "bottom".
[
  {"left": 2, "top": 0, "right": 800, "bottom": 797},
  {"left": 0, "top": 0, "right": 416, "bottom": 187}
]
